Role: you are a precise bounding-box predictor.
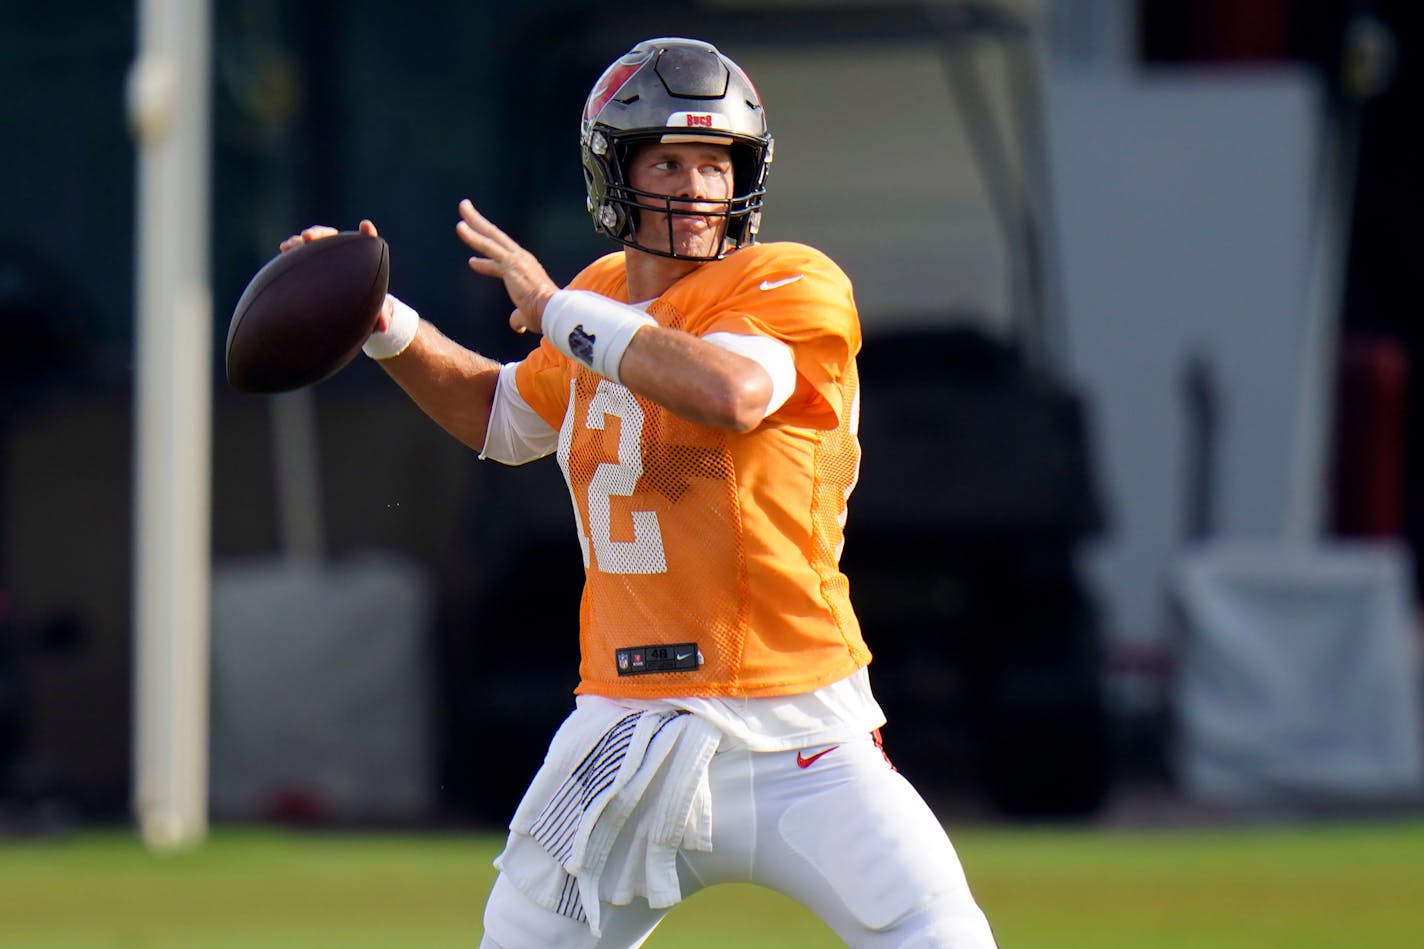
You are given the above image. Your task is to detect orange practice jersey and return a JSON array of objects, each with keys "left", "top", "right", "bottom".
[{"left": 514, "top": 242, "right": 871, "bottom": 698}]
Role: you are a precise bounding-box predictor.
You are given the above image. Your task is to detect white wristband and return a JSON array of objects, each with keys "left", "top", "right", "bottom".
[
  {"left": 540, "top": 290, "right": 655, "bottom": 384},
  {"left": 362, "top": 294, "right": 420, "bottom": 360}
]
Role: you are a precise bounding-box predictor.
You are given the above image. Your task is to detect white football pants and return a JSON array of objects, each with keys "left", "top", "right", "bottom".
[{"left": 480, "top": 732, "right": 997, "bottom": 948}]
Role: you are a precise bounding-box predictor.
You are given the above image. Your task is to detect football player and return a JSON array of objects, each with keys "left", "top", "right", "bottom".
[{"left": 283, "top": 37, "right": 996, "bottom": 949}]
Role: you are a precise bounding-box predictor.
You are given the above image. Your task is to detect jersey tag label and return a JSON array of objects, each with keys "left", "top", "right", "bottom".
[{"left": 615, "top": 643, "right": 701, "bottom": 676}]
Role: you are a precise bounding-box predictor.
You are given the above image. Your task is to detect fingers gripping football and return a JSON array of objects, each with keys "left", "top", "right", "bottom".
[
  {"left": 455, "top": 198, "right": 558, "bottom": 335},
  {"left": 277, "top": 219, "right": 393, "bottom": 333},
  {"left": 279, "top": 225, "right": 336, "bottom": 253},
  {"left": 226, "top": 221, "right": 390, "bottom": 393},
  {"left": 278, "top": 219, "right": 373, "bottom": 253}
]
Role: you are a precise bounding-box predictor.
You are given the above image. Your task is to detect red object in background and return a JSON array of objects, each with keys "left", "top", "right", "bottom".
[
  {"left": 266, "top": 786, "right": 326, "bottom": 825},
  {"left": 1195, "top": 0, "right": 1292, "bottom": 61},
  {"left": 1332, "top": 334, "right": 1409, "bottom": 537},
  {"left": 1138, "top": 0, "right": 1298, "bottom": 65}
]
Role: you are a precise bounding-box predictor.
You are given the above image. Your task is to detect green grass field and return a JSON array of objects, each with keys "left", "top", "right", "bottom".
[{"left": 2, "top": 820, "right": 1422, "bottom": 947}]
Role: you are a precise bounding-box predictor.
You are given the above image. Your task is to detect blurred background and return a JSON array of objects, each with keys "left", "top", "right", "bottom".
[{"left": 1, "top": 0, "right": 1421, "bottom": 840}]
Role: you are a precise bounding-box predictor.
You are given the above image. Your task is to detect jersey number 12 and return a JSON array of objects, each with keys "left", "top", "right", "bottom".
[{"left": 558, "top": 379, "right": 669, "bottom": 575}]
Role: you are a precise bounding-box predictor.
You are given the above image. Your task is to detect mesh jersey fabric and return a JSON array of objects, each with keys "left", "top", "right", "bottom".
[{"left": 515, "top": 241, "right": 871, "bottom": 699}]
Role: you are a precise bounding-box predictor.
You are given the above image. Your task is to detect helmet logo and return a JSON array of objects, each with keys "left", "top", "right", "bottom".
[
  {"left": 584, "top": 62, "right": 642, "bottom": 123},
  {"left": 666, "top": 111, "right": 730, "bottom": 130},
  {"left": 727, "top": 61, "right": 761, "bottom": 106}
]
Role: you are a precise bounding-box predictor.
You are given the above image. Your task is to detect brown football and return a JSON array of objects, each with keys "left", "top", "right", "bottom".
[{"left": 225, "top": 233, "right": 389, "bottom": 393}]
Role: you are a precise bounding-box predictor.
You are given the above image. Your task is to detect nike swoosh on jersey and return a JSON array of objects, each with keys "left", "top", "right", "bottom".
[
  {"left": 759, "top": 274, "right": 804, "bottom": 291},
  {"left": 795, "top": 745, "right": 840, "bottom": 769}
]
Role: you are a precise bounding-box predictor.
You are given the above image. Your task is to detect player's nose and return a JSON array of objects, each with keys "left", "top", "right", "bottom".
[{"left": 672, "top": 170, "right": 713, "bottom": 206}]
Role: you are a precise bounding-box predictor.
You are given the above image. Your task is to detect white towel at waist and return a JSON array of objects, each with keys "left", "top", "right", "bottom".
[{"left": 494, "top": 697, "right": 721, "bottom": 937}]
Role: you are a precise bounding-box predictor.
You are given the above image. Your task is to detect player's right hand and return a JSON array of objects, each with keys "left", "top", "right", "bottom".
[
  {"left": 278, "top": 218, "right": 380, "bottom": 252},
  {"left": 276, "top": 219, "right": 393, "bottom": 332}
]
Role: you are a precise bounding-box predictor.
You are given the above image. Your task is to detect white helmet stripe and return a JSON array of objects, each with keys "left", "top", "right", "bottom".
[{"left": 664, "top": 110, "right": 732, "bottom": 130}]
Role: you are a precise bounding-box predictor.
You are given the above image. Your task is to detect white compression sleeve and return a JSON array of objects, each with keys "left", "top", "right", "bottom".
[
  {"left": 701, "top": 332, "right": 797, "bottom": 419},
  {"left": 480, "top": 362, "right": 559, "bottom": 465}
]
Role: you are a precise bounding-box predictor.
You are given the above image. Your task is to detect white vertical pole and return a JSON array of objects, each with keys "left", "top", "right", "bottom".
[
  {"left": 127, "top": 0, "right": 213, "bottom": 852},
  {"left": 1285, "top": 102, "right": 1357, "bottom": 546},
  {"left": 271, "top": 390, "right": 326, "bottom": 566}
]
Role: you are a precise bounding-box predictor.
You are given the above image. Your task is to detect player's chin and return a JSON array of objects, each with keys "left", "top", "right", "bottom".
[
  {"left": 635, "top": 232, "right": 717, "bottom": 259},
  {"left": 670, "top": 221, "right": 725, "bottom": 258}
]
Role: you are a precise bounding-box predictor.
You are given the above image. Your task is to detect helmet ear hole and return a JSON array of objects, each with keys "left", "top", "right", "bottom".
[{"left": 598, "top": 203, "right": 624, "bottom": 236}]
